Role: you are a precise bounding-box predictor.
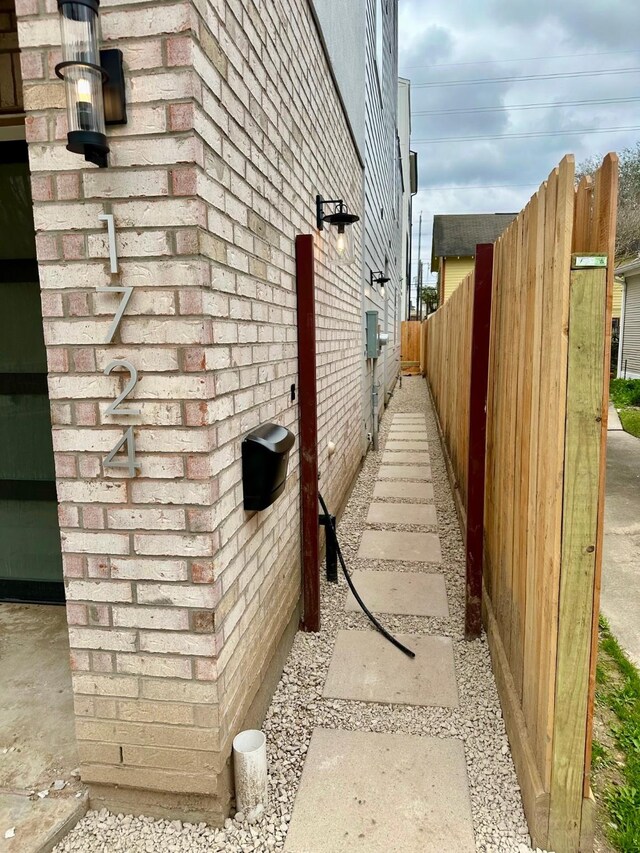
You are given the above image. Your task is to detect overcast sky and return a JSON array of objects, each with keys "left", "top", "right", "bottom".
[{"left": 398, "top": 0, "right": 639, "bottom": 288}]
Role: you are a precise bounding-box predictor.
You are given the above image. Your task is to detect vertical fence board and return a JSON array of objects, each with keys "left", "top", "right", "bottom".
[
  {"left": 522, "top": 182, "right": 546, "bottom": 751},
  {"left": 577, "top": 152, "right": 619, "bottom": 797},
  {"left": 549, "top": 266, "right": 606, "bottom": 851}
]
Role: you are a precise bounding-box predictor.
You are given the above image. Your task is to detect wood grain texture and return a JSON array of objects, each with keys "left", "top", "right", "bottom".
[
  {"left": 423, "top": 270, "right": 474, "bottom": 510},
  {"left": 548, "top": 267, "right": 606, "bottom": 852},
  {"left": 401, "top": 321, "right": 422, "bottom": 373},
  {"left": 424, "top": 154, "right": 618, "bottom": 853}
]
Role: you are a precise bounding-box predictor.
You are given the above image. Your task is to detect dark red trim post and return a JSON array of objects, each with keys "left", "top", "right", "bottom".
[
  {"left": 465, "top": 243, "right": 494, "bottom": 639},
  {"left": 295, "top": 235, "right": 320, "bottom": 632}
]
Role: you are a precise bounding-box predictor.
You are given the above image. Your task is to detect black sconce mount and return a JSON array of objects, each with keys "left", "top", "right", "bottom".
[
  {"left": 316, "top": 195, "right": 359, "bottom": 233},
  {"left": 370, "top": 270, "right": 390, "bottom": 289}
]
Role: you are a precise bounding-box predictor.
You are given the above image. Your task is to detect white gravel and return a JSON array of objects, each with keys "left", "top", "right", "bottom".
[{"left": 55, "top": 376, "right": 552, "bottom": 853}]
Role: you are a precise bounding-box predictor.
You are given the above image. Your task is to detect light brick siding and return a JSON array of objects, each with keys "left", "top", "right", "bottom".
[{"left": 15, "top": 0, "right": 364, "bottom": 822}]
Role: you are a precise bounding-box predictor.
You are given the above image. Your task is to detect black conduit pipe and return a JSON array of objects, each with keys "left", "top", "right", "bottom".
[{"left": 318, "top": 492, "right": 416, "bottom": 660}]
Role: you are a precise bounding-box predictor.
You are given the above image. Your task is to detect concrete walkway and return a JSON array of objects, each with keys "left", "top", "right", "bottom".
[
  {"left": 286, "top": 408, "right": 474, "bottom": 852},
  {"left": 283, "top": 379, "right": 532, "bottom": 853},
  {"left": 602, "top": 426, "right": 640, "bottom": 667},
  {"left": 0, "top": 605, "right": 86, "bottom": 853}
]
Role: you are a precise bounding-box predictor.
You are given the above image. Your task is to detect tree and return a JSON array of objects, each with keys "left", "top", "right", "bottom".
[
  {"left": 576, "top": 143, "right": 640, "bottom": 261},
  {"left": 420, "top": 286, "right": 438, "bottom": 315}
]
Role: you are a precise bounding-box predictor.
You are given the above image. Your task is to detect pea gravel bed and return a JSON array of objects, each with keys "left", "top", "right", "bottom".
[{"left": 55, "top": 376, "right": 551, "bottom": 853}]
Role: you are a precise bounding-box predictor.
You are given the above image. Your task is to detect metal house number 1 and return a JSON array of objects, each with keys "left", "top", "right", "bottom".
[{"left": 99, "top": 213, "right": 140, "bottom": 477}]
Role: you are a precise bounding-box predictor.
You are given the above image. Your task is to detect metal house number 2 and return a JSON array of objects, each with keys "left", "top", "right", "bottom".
[{"left": 99, "top": 213, "right": 140, "bottom": 477}]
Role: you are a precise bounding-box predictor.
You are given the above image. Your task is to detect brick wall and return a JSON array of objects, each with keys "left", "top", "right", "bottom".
[{"left": 15, "top": 0, "right": 364, "bottom": 823}]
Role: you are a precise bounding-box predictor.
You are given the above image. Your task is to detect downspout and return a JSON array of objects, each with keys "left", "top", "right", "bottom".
[
  {"left": 617, "top": 275, "right": 626, "bottom": 378},
  {"left": 371, "top": 359, "right": 379, "bottom": 451}
]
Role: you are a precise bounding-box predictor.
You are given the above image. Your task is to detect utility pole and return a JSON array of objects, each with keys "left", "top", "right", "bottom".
[{"left": 416, "top": 211, "right": 422, "bottom": 321}]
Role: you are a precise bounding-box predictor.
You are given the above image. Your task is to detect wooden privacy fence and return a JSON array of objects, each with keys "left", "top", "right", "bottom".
[
  {"left": 423, "top": 154, "right": 618, "bottom": 853},
  {"left": 400, "top": 320, "right": 422, "bottom": 374}
]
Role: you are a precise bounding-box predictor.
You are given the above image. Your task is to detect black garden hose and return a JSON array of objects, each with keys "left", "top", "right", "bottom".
[{"left": 318, "top": 492, "right": 415, "bottom": 660}]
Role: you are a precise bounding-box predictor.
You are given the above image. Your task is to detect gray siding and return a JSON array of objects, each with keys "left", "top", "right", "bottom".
[
  {"left": 363, "top": 0, "right": 400, "bottom": 435},
  {"left": 310, "top": 0, "right": 366, "bottom": 158},
  {"left": 621, "top": 273, "right": 640, "bottom": 378}
]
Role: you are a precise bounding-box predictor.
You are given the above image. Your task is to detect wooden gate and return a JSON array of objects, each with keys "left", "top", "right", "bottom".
[{"left": 400, "top": 320, "right": 422, "bottom": 374}]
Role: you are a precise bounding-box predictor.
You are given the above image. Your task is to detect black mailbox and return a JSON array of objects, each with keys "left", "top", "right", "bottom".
[{"left": 242, "top": 423, "right": 295, "bottom": 511}]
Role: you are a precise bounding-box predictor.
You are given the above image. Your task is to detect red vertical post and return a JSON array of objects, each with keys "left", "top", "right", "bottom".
[
  {"left": 465, "top": 243, "right": 494, "bottom": 639},
  {"left": 295, "top": 234, "right": 320, "bottom": 632}
]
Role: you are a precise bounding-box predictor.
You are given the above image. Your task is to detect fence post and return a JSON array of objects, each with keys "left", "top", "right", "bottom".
[
  {"left": 465, "top": 243, "right": 494, "bottom": 639},
  {"left": 295, "top": 234, "right": 320, "bottom": 632}
]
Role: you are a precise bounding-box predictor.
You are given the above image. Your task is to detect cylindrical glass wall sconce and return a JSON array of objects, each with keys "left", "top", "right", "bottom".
[{"left": 56, "top": 0, "right": 109, "bottom": 167}]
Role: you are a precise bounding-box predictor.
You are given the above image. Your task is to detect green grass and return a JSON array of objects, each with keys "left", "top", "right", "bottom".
[
  {"left": 594, "top": 616, "right": 640, "bottom": 852},
  {"left": 610, "top": 379, "right": 640, "bottom": 408},
  {"left": 609, "top": 380, "right": 640, "bottom": 439},
  {"left": 619, "top": 409, "right": 640, "bottom": 438}
]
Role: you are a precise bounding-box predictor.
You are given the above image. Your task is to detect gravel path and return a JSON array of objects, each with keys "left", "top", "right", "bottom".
[{"left": 55, "top": 376, "right": 550, "bottom": 853}]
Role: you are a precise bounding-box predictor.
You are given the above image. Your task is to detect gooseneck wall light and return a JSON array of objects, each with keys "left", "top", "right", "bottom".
[
  {"left": 370, "top": 270, "right": 390, "bottom": 298},
  {"left": 55, "top": 0, "right": 127, "bottom": 168},
  {"left": 316, "top": 195, "right": 359, "bottom": 265}
]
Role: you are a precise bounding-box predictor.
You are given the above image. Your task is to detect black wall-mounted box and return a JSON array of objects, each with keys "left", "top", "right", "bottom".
[{"left": 242, "top": 423, "right": 295, "bottom": 511}]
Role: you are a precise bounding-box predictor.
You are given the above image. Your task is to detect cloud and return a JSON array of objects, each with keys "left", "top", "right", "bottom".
[{"left": 399, "top": 0, "right": 639, "bottom": 278}]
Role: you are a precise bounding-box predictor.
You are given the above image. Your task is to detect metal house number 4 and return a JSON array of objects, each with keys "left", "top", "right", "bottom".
[{"left": 99, "top": 213, "right": 140, "bottom": 477}]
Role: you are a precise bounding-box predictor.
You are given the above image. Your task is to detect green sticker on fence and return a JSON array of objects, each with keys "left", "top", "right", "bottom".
[{"left": 571, "top": 254, "right": 607, "bottom": 268}]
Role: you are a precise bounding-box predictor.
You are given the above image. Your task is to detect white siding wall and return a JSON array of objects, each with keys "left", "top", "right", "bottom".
[
  {"left": 621, "top": 273, "right": 640, "bottom": 379},
  {"left": 363, "top": 0, "right": 401, "bottom": 431},
  {"left": 398, "top": 78, "right": 411, "bottom": 323},
  {"left": 310, "top": 0, "right": 366, "bottom": 158}
]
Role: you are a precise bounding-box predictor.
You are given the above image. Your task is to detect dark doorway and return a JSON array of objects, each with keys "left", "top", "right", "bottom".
[{"left": 0, "top": 138, "right": 64, "bottom": 603}]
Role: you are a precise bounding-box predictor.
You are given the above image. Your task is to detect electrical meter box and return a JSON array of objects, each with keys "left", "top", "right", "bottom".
[
  {"left": 366, "top": 310, "right": 380, "bottom": 358},
  {"left": 242, "top": 423, "right": 295, "bottom": 511}
]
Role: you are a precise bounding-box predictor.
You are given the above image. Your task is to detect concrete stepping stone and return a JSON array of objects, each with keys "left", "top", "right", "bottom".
[
  {"left": 366, "top": 501, "right": 436, "bottom": 526},
  {"left": 385, "top": 441, "right": 429, "bottom": 451},
  {"left": 378, "top": 465, "right": 431, "bottom": 481},
  {"left": 284, "top": 728, "right": 475, "bottom": 852},
  {"left": 389, "top": 421, "right": 427, "bottom": 432},
  {"left": 373, "top": 481, "right": 434, "bottom": 500},
  {"left": 323, "top": 630, "right": 458, "bottom": 707},
  {"left": 358, "top": 529, "right": 441, "bottom": 563},
  {"left": 0, "top": 792, "right": 87, "bottom": 853},
  {"left": 392, "top": 417, "right": 425, "bottom": 424},
  {"left": 382, "top": 451, "right": 430, "bottom": 465},
  {"left": 345, "top": 571, "right": 448, "bottom": 617},
  {"left": 393, "top": 412, "right": 425, "bottom": 419}
]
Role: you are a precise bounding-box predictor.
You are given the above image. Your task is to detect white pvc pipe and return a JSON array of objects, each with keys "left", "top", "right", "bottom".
[{"left": 232, "top": 729, "right": 268, "bottom": 817}]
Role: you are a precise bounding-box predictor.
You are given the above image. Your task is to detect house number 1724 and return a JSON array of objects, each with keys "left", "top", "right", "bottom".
[{"left": 99, "top": 213, "right": 140, "bottom": 477}]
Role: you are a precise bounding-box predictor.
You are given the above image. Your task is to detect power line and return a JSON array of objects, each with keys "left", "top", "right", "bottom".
[
  {"left": 411, "top": 67, "right": 640, "bottom": 89},
  {"left": 420, "top": 183, "right": 539, "bottom": 190},
  {"left": 413, "top": 124, "right": 640, "bottom": 143},
  {"left": 401, "top": 48, "right": 640, "bottom": 71},
  {"left": 412, "top": 96, "right": 640, "bottom": 117}
]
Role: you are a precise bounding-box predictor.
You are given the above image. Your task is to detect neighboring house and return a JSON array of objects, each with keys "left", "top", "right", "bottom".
[
  {"left": 397, "top": 77, "right": 417, "bottom": 323},
  {"left": 616, "top": 257, "right": 640, "bottom": 379},
  {"left": 431, "top": 213, "right": 517, "bottom": 305},
  {"left": 1, "top": 0, "right": 400, "bottom": 826}
]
